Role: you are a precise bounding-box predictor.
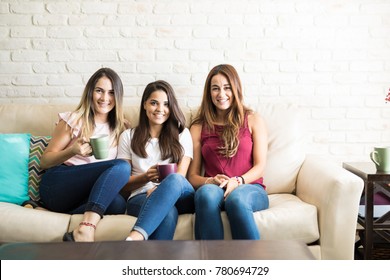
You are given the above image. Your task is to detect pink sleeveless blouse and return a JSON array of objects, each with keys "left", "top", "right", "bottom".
[{"left": 200, "top": 115, "right": 264, "bottom": 187}]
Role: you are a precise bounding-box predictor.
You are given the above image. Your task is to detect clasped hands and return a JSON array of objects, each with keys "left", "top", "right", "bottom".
[{"left": 207, "top": 174, "right": 240, "bottom": 198}]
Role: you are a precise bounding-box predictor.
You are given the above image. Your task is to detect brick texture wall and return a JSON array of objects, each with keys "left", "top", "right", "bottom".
[{"left": 1, "top": 0, "right": 390, "bottom": 162}]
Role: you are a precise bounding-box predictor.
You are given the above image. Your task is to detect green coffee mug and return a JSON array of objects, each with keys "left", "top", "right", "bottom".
[
  {"left": 370, "top": 147, "right": 390, "bottom": 172},
  {"left": 90, "top": 134, "right": 109, "bottom": 160}
]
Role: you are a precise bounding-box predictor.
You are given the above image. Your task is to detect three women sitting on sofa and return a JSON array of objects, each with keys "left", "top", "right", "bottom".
[{"left": 39, "top": 64, "right": 269, "bottom": 242}]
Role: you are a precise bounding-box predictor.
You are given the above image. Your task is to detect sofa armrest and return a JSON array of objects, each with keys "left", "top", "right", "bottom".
[{"left": 296, "top": 155, "right": 364, "bottom": 260}]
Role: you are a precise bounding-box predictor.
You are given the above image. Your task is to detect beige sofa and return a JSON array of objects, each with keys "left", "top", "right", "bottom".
[{"left": 0, "top": 103, "right": 363, "bottom": 260}]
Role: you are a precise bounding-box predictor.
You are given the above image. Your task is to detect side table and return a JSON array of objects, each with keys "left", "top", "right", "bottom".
[{"left": 342, "top": 162, "right": 390, "bottom": 259}]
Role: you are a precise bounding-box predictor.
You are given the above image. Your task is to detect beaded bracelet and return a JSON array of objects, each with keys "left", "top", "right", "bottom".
[
  {"left": 234, "top": 176, "right": 241, "bottom": 184},
  {"left": 79, "top": 221, "right": 96, "bottom": 230}
]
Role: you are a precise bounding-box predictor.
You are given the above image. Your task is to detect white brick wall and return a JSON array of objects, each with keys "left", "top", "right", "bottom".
[{"left": 0, "top": 0, "right": 390, "bottom": 163}]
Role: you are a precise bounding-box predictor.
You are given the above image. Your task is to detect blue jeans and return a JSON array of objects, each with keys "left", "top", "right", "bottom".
[
  {"left": 40, "top": 159, "right": 131, "bottom": 217},
  {"left": 126, "top": 173, "right": 195, "bottom": 240},
  {"left": 194, "top": 183, "right": 269, "bottom": 240}
]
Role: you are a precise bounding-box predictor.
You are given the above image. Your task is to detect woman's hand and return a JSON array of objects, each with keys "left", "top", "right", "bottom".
[
  {"left": 145, "top": 164, "right": 159, "bottom": 183},
  {"left": 205, "top": 174, "right": 230, "bottom": 186},
  {"left": 213, "top": 174, "right": 230, "bottom": 185},
  {"left": 222, "top": 178, "right": 240, "bottom": 198},
  {"left": 71, "top": 138, "right": 93, "bottom": 157},
  {"left": 207, "top": 174, "right": 239, "bottom": 198}
]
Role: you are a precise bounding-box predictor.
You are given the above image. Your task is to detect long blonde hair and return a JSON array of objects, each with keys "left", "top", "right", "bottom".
[
  {"left": 70, "top": 68, "right": 126, "bottom": 145},
  {"left": 191, "top": 64, "right": 251, "bottom": 157}
]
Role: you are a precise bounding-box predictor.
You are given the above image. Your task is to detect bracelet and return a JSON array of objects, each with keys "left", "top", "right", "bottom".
[
  {"left": 239, "top": 176, "right": 245, "bottom": 184},
  {"left": 79, "top": 222, "right": 96, "bottom": 230},
  {"left": 234, "top": 176, "right": 241, "bottom": 185}
]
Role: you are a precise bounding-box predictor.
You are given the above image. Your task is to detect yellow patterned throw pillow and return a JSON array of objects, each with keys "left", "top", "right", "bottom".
[{"left": 28, "top": 136, "right": 51, "bottom": 202}]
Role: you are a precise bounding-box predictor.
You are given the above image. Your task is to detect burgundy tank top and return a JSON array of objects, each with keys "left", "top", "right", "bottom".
[{"left": 201, "top": 115, "right": 264, "bottom": 186}]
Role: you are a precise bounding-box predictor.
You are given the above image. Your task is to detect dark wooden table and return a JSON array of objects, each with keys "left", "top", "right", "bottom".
[
  {"left": 0, "top": 240, "right": 315, "bottom": 260},
  {"left": 342, "top": 162, "right": 390, "bottom": 259}
]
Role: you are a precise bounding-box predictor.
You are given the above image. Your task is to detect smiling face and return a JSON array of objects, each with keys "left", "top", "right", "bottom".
[
  {"left": 92, "top": 76, "right": 115, "bottom": 122},
  {"left": 210, "top": 73, "right": 233, "bottom": 113},
  {"left": 143, "top": 90, "right": 170, "bottom": 127}
]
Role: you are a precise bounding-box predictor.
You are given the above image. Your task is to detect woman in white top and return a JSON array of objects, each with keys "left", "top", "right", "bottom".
[
  {"left": 117, "top": 80, "right": 194, "bottom": 240},
  {"left": 39, "top": 68, "right": 131, "bottom": 242}
]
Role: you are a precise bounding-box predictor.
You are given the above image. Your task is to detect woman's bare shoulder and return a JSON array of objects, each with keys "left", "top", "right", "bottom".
[
  {"left": 247, "top": 111, "right": 267, "bottom": 136},
  {"left": 248, "top": 111, "right": 264, "bottom": 124},
  {"left": 190, "top": 123, "right": 202, "bottom": 132}
]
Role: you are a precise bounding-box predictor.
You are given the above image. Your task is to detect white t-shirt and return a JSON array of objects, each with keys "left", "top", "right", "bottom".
[{"left": 117, "top": 127, "right": 193, "bottom": 199}]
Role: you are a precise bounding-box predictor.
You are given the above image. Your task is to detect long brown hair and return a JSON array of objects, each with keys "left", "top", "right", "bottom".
[
  {"left": 70, "top": 68, "right": 126, "bottom": 146},
  {"left": 131, "top": 80, "right": 186, "bottom": 163},
  {"left": 191, "top": 64, "right": 251, "bottom": 157}
]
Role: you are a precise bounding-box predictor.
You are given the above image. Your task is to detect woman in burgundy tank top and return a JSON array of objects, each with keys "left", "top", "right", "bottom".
[{"left": 188, "top": 64, "right": 269, "bottom": 239}]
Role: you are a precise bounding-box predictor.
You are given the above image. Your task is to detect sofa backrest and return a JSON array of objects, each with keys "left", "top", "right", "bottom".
[
  {"left": 258, "top": 103, "right": 306, "bottom": 194},
  {"left": 0, "top": 104, "right": 193, "bottom": 135},
  {"left": 0, "top": 103, "right": 306, "bottom": 194},
  {"left": 0, "top": 104, "right": 75, "bottom": 136}
]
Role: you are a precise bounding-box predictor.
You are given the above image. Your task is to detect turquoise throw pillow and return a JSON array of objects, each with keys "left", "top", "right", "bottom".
[{"left": 0, "top": 133, "right": 31, "bottom": 205}]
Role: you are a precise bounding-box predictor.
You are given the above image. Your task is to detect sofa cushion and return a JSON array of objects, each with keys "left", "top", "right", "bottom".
[
  {"left": 258, "top": 103, "right": 306, "bottom": 194},
  {"left": 255, "top": 194, "right": 319, "bottom": 243},
  {"left": 28, "top": 136, "right": 51, "bottom": 201},
  {"left": 212, "top": 194, "right": 319, "bottom": 243},
  {"left": 0, "top": 133, "right": 30, "bottom": 205},
  {"left": 0, "top": 202, "right": 70, "bottom": 242}
]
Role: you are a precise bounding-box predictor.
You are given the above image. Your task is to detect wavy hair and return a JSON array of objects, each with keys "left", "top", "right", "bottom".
[
  {"left": 131, "top": 80, "right": 186, "bottom": 163},
  {"left": 71, "top": 68, "right": 126, "bottom": 146},
  {"left": 191, "top": 64, "right": 252, "bottom": 157}
]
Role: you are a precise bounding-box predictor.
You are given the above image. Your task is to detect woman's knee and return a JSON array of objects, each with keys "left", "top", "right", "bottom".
[
  {"left": 225, "top": 185, "right": 269, "bottom": 212},
  {"left": 165, "top": 173, "right": 184, "bottom": 183},
  {"left": 195, "top": 185, "right": 223, "bottom": 205},
  {"left": 107, "top": 159, "right": 131, "bottom": 184},
  {"left": 225, "top": 187, "right": 249, "bottom": 210},
  {"left": 112, "top": 159, "right": 131, "bottom": 175},
  {"left": 164, "top": 173, "right": 183, "bottom": 183},
  {"left": 159, "top": 173, "right": 192, "bottom": 193}
]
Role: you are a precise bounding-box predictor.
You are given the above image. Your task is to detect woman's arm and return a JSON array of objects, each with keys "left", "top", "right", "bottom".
[
  {"left": 40, "top": 120, "right": 92, "bottom": 170},
  {"left": 119, "top": 160, "right": 159, "bottom": 198},
  {"left": 187, "top": 124, "right": 208, "bottom": 189},
  {"left": 121, "top": 156, "right": 192, "bottom": 198},
  {"left": 177, "top": 156, "right": 191, "bottom": 177},
  {"left": 241, "top": 112, "right": 268, "bottom": 184},
  {"left": 176, "top": 127, "right": 193, "bottom": 177}
]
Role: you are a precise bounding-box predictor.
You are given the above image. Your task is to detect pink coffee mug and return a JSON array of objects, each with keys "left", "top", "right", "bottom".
[{"left": 157, "top": 163, "right": 178, "bottom": 181}]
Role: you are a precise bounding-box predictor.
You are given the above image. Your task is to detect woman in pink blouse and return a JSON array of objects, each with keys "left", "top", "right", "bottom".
[
  {"left": 39, "top": 68, "right": 130, "bottom": 242},
  {"left": 188, "top": 64, "right": 269, "bottom": 239}
]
